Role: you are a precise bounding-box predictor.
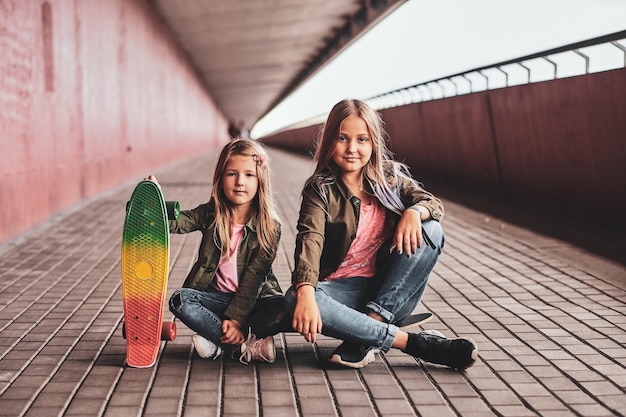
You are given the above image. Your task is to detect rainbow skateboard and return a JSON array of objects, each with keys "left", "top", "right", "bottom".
[{"left": 121, "top": 179, "right": 180, "bottom": 368}]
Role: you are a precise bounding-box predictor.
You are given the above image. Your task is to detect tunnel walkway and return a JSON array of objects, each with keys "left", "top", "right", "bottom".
[{"left": 0, "top": 148, "right": 624, "bottom": 417}]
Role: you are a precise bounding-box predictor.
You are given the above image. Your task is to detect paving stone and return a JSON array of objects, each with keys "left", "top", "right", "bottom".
[{"left": 0, "top": 148, "right": 624, "bottom": 417}]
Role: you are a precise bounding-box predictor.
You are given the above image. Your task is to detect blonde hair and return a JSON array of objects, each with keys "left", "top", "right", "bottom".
[
  {"left": 309, "top": 99, "right": 418, "bottom": 215},
  {"left": 211, "top": 139, "right": 279, "bottom": 257}
]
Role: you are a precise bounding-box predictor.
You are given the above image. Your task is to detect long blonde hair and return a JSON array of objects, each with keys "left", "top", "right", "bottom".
[
  {"left": 308, "top": 99, "right": 417, "bottom": 215},
  {"left": 211, "top": 139, "right": 279, "bottom": 257}
]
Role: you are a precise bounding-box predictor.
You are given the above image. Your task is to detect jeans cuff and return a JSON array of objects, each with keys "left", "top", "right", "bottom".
[
  {"left": 366, "top": 301, "right": 394, "bottom": 323},
  {"left": 381, "top": 324, "right": 399, "bottom": 352}
]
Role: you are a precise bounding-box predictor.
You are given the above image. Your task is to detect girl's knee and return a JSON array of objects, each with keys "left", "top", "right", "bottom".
[
  {"left": 169, "top": 288, "right": 193, "bottom": 313},
  {"left": 423, "top": 220, "right": 444, "bottom": 250},
  {"left": 284, "top": 287, "right": 297, "bottom": 312},
  {"left": 169, "top": 290, "right": 181, "bottom": 314}
]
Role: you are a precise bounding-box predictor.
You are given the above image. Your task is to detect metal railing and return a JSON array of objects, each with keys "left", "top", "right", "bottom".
[{"left": 367, "top": 30, "right": 626, "bottom": 110}]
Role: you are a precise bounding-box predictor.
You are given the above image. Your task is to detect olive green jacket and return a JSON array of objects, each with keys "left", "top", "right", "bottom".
[
  {"left": 169, "top": 201, "right": 282, "bottom": 324},
  {"left": 292, "top": 162, "right": 444, "bottom": 287}
]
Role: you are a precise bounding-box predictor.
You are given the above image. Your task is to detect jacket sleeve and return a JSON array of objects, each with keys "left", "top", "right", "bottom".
[
  {"left": 399, "top": 174, "right": 444, "bottom": 221},
  {"left": 291, "top": 183, "right": 327, "bottom": 287},
  {"left": 168, "top": 204, "right": 209, "bottom": 234},
  {"left": 223, "top": 224, "right": 281, "bottom": 324}
]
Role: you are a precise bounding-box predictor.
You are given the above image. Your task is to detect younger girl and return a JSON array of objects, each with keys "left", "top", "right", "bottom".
[
  {"left": 154, "top": 139, "right": 286, "bottom": 363},
  {"left": 286, "top": 99, "right": 478, "bottom": 370}
]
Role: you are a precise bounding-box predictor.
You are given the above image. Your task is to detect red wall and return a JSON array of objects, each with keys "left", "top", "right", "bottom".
[
  {"left": 262, "top": 68, "right": 626, "bottom": 230},
  {"left": 381, "top": 96, "right": 501, "bottom": 189},
  {"left": 0, "top": 1, "right": 229, "bottom": 245},
  {"left": 490, "top": 70, "right": 626, "bottom": 208}
]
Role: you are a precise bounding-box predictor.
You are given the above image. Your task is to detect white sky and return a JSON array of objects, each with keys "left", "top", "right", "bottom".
[{"left": 251, "top": 0, "right": 626, "bottom": 138}]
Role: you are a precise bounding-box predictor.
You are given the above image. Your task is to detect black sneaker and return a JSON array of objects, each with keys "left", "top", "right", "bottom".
[
  {"left": 329, "top": 341, "right": 377, "bottom": 369},
  {"left": 404, "top": 330, "right": 478, "bottom": 370}
]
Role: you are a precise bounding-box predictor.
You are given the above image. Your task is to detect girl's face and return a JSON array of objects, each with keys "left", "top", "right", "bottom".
[
  {"left": 331, "top": 116, "right": 373, "bottom": 176},
  {"left": 221, "top": 154, "right": 259, "bottom": 210}
]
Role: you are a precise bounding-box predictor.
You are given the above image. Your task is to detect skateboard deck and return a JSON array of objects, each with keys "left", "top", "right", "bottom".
[
  {"left": 395, "top": 312, "right": 433, "bottom": 330},
  {"left": 121, "top": 179, "right": 178, "bottom": 368}
]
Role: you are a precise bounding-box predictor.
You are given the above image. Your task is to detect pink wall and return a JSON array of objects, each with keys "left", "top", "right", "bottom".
[
  {"left": 261, "top": 68, "right": 626, "bottom": 230},
  {"left": 0, "top": 1, "right": 229, "bottom": 245}
]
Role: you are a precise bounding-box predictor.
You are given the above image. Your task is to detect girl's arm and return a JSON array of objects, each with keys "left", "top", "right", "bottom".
[
  {"left": 169, "top": 204, "right": 211, "bottom": 234},
  {"left": 399, "top": 173, "right": 444, "bottom": 222},
  {"left": 291, "top": 184, "right": 327, "bottom": 342},
  {"left": 220, "top": 319, "right": 245, "bottom": 345},
  {"left": 292, "top": 283, "right": 322, "bottom": 343},
  {"left": 145, "top": 175, "right": 206, "bottom": 234},
  {"left": 292, "top": 185, "right": 327, "bottom": 285},
  {"left": 394, "top": 206, "right": 424, "bottom": 256},
  {"left": 394, "top": 173, "right": 444, "bottom": 255}
]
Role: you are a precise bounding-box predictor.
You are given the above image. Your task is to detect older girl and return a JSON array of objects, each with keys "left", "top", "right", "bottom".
[{"left": 286, "top": 99, "right": 477, "bottom": 370}]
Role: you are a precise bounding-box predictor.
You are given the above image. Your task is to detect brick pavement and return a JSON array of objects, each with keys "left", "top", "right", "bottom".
[{"left": 0, "top": 148, "right": 625, "bottom": 417}]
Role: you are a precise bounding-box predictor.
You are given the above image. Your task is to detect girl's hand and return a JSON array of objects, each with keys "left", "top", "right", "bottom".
[
  {"left": 144, "top": 175, "right": 159, "bottom": 184},
  {"left": 220, "top": 319, "right": 245, "bottom": 345},
  {"left": 394, "top": 208, "right": 423, "bottom": 256},
  {"left": 292, "top": 285, "right": 322, "bottom": 343}
]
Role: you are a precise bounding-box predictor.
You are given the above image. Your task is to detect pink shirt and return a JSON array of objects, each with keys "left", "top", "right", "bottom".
[
  {"left": 211, "top": 223, "right": 245, "bottom": 293},
  {"left": 326, "top": 199, "right": 390, "bottom": 280}
]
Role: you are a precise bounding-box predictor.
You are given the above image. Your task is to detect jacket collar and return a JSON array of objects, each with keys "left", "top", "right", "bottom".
[
  {"left": 336, "top": 176, "right": 354, "bottom": 200},
  {"left": 243, "top": 215, "right": 257, "bottom": 234}
]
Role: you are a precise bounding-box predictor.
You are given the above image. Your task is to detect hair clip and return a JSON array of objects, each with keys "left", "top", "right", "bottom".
[{"left": 252, "top": 153, "right": 267, "bottom": 167}]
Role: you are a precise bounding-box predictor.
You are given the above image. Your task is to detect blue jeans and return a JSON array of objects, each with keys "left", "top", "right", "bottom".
[
  {"left": 285, "top": 220, "right": 444, "bottom": 352},
  {"left": 169, "top": 289, "right": 290, "bottom": 348}
]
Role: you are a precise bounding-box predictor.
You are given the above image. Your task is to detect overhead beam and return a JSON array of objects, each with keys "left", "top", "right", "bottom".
[{"left": 262, "top": 0, "right": 405, "bottom": 120}]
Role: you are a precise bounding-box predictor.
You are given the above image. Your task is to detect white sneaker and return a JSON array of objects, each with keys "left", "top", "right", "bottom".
[
  {"left": 191, "top": 334, "right": 222, "bottom": 360},
  {"left": 239, "top": 334, "right": 276, "bottom": 364}
]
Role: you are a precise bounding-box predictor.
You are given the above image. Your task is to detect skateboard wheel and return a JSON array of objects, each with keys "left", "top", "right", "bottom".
[
  {"left": 166, "top": 201, "right": 180, "bottom": 220},
  {"left": 122, "top": 322, "right": 127, "bottom": 339},
  {"left": 125, "top": 201, "right": 130, "bottom": 213},
  {"left": 161, "top": 321, "right": 176, "bottom": 341}
]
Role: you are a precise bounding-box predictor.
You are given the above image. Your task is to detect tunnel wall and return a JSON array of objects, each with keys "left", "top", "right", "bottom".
[
  {"left": 262, "top": 68, "right": 626, "bottom": 231},
  {"left": 0, "top": 0, "right": 229, "bottom": 246}
]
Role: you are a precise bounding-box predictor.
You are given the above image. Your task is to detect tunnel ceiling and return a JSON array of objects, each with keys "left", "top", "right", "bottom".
[{"left": 150, "top": 0, "right": 404, "bottom": 127}]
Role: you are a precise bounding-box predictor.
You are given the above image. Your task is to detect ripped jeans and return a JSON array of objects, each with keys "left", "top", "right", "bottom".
[
  {"left": 169, "top": 288, "right": 290, "bottom": 348},
  {"left": 285, "top": 220, "right": 444, "bottom": 352}
]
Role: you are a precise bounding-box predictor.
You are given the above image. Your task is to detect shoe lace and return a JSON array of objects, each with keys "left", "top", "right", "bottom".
[{"left": 239, "top": 332, "right": 260, "bottom": 364}]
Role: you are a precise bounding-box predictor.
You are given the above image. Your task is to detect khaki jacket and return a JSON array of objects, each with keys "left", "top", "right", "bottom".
[
  {"left": 292, "top": 162, "right": 444, "bottom": 286},
  {"left": 169, "top": 201, "right": 282, "bottom": 324}
]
